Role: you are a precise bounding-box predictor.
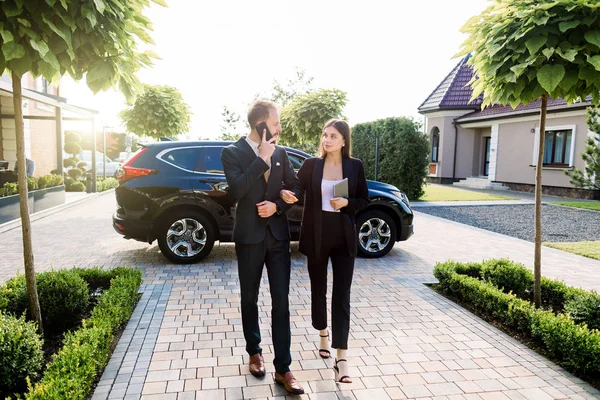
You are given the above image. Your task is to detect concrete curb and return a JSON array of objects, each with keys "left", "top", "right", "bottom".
[{"left": 0, "top": 189, "right": 114, "bottom": 234}]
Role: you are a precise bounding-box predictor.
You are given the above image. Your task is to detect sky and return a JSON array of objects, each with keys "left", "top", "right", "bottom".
[{"left": 60, "top": 0, "right": 489, "bottom": 139}]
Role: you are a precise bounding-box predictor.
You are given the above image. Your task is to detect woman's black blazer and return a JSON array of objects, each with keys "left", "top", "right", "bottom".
[{"left": 295, "top": 157, "right": 369, "bottom": 259}]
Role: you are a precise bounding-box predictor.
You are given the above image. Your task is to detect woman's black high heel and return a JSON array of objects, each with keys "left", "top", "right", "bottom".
[
  {"left": 333, "top": 358, "right": 352, "bottom": 383},
  {"left": 318, "top": 333, "right": 331, "bottom": 359}
]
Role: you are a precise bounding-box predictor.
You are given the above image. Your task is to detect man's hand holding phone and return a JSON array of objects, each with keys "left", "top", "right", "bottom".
[{"left": 257, "top": 123, "right": 275, "bottom": 162}]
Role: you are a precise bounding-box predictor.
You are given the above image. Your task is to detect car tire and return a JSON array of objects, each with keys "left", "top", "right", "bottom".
[
  {"left": 157, "top": 210, "right": 215, "bottom": 264},
  {"left": 356, "top": 209, "right": 397, "bottom": 258}
]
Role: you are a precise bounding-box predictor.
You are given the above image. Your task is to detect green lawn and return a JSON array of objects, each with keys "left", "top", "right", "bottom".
[
  {"left": 552, "top": 201, "right": 600, "bottom": 211},
  {"left": 418, "top": 184, "right": 517, "bottom": 202},
  {"left": 544, "top": 240, "right": 600, "bottom": 261}
]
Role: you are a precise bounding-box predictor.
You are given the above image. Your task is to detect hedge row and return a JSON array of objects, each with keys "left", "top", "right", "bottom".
[
  {"left": 0, "top": 267, "right": 142, "bottom": 399},
  {"left": 24, "top": 268, "right": 142, "bottom": 399},
  {"left": 434, "top": 259, "right": 600, "bottom": 380}
]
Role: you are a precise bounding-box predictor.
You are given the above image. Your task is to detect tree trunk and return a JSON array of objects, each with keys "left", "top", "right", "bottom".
[
  {"left": 534, "top": 94, "right": 548, "bottom": 308},
  {"left": 12, "top": 72, "right": 43, "bottom": 334}
]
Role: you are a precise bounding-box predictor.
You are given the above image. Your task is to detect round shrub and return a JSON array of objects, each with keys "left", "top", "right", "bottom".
[
  {"left": 482, "top": 258, "right": 533, "bottom": 298},
  {"left": 0, "top": 275, "right": 28, "bottom": 316},
  {"left": 76, "top": 161, "right": 87, "bottom": 170},
  {"left": 63, "top": 158, "right": 76, "bottom": 169},
  {"left": 68, "top": 181, "right": 86, "bottom": 192},
  {"left": 63, "top": 141, "right": 82, "bottom": 155},
  {"left": 564, "top": 289, "right": 600, "bottom": 331},
  {"left": 67, "top": 168, "right": 83, "bottom": 179},
  {"left": 64, "top": 131, "right": 81, "bottom": 144},
  {"left": 0, "top": 313, "right": 44, "bottom": 395},
  {"left": 36, "top": 270, "right": 89, "bottom": 334}
]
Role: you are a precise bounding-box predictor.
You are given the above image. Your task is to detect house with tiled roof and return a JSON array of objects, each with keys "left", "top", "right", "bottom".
[{"left": 418, "top": 55, "right": 597, "bottom": 198}]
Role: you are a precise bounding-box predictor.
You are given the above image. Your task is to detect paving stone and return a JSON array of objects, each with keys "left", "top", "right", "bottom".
[{"left": 2, "top": 194, "right": 598, "bottom": 400}]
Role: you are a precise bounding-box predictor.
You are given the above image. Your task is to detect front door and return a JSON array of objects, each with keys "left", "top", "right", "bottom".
[{"left": 483, "top": 137, "right": 491, "bottom": 176}]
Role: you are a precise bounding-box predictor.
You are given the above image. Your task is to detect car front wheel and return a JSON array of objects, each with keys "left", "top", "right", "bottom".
[
  {"left": 356, "top": 210, "right": 397, "bottom": 258},
  {"left": 157, "top": 210, "right": 215, "bottom": 263}
]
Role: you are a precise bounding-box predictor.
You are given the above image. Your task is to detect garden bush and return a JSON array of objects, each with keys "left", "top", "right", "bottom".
[
  {"left": 36, "top": 270, "right": 89, "bottom": 334},
  {"left": 97, "top": 177, "right": 118, "bottom": 192},
  {"left": 434, "top": 259, "right": 600, "bottom": 382},
  {"left": 0, "top": 313, "right": 44, "bottom": 396},
  {"left": 481, "top": 258, "right": 533, "bottom": 298},
  {"left": 564, "top": 288, "right": 600, "bottom": 331},
  {"left": 24, "top": 269, "right": 142, "bottom": 399},
  {"left": 1, "top": 271, "right": 89, "bottom": 335},
  {"left": 68, "top": 181, "right": 85, "bottom": 192}
]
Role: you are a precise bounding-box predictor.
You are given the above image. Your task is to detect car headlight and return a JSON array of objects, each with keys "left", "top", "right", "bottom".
[{"left": 391, "top": 191, "right": 409, "bottom": 204}]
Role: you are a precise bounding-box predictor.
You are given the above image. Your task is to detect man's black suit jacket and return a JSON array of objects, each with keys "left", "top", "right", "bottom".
[{"left": 221, "top": 137, "right": 300, "bottom": 244}]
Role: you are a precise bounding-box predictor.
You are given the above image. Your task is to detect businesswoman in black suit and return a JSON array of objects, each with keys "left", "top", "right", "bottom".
[{"left": 280, "top": 119, "right": 369, "bottom": 383}]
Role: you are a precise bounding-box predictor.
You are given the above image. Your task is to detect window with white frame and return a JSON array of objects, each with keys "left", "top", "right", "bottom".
[
  {"left": 533, "top": 125, "right": 576, "bottom": 167},
  {"left": 430, "top": 127, "right": 440, "bottom": 162},
  {"left": 543, "top": 130, "right": 572, "bottom": 166}
]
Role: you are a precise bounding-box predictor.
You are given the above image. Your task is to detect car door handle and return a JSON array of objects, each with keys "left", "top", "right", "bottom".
[{"left": 199, "top": 178, "right": 221, "bottom": 183}]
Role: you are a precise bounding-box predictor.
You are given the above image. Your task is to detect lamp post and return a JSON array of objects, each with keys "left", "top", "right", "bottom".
[
  {"left": 374, "top": 135, "right": 379, "bottom": 182},
  {"left": 366, "top": 133, "right": 380, "bottom": 182}
]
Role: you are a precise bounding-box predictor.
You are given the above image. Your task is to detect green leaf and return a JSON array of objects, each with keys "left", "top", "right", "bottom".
[
  {"left": 578, "top": 67, "right": 597, "bottom": 85},
  {"left": 3, "top": 42, "right": 25, "bottom": 61},
  {"left": 17, "top": 18, "right": 31, "bottom": 28},
  {"left": 587, "top": 55, "right": 600, "bottom": 72},
  {"left": 86, "top": 61, "right": 113, "bottom": 92},
  {"left": 559, "top": 20, "right": 580, "bottom": 33},
  {"left": 82, "top": 6, "right": 98, "bottom": 27},
  {"left": 152, "top": 0, "right": 168, "bottom": 6},
  {"left": 42, "top": 13, "right": 72, "bottom": 48},
  {"left": 0, "top": 29, "right": 14, "bottom": 43},
  {"left": 558, "top": 70, "right": 579, "bottom": 91},
  {"left": 9, "top": 55, "right": 32, "bottom": 76},
  {"left": 531, "top": 13, "right": 550, "bottom": 26},
  {"left": 555, "top": 47, "right": 577, "bottom": 62},
  {"left": 542, "top": 48, "right": 554, "bottom": 60},
  {"left": 525, "top": 35, "right": 547, "bottom": 55},
  {"left": 585, "top": 30, "right": 600, "bottom": 48},
  {"left": 93, "top": 0, "right": 106, "bottom": 14},
  {"left": 4, "top": 2, "right": 22, "bottom": 18},
  {"left": 537, "top": 64, "right": 565, "bottom": 93},
  {"left": 29, "top": 39, "right": 49, "bottom": 58}
]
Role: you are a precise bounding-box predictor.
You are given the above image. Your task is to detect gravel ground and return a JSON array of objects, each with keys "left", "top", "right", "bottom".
[{"left": 416, "top": 204, "right": 600, "bottom": 243}]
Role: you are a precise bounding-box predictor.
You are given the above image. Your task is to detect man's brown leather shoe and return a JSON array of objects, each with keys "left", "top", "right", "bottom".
[
  {"left": 249, "top": 353, "right": 265, "bottom": 377},
  {"left": 274, "top": 371, "right": 305, "bottom": 395}
]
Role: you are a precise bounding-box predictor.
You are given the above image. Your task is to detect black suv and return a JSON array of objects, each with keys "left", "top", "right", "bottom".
[{"left": 112, "top": 141, "right": 414, "bottom": 263}]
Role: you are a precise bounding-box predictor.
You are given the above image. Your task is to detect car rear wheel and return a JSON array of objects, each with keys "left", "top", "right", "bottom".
[
  {"left": 157, "top": 210, "right": 215, "bottom": 263},
  {"left": 356, "top": 209, "right": 397, "bottom": 258}
]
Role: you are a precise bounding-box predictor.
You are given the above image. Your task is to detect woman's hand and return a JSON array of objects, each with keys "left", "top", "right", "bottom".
[
  {"left": 330, "top": 197, "right": 348, "bottom": 211},
  {"left": 280, "top": 189, "right": 299, "bottom": 204}
]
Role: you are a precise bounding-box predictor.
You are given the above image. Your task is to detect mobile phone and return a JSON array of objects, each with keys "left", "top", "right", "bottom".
[{"left": 255, "top": 122, "right": 273, "bottom": 141}]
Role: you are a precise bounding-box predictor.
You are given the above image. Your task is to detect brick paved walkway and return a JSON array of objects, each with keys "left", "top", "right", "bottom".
[{"left": 1, "top": 194, "right": 599, "bottom": 399}]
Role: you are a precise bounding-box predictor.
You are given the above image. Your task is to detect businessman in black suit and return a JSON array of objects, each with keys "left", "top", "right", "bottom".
[{"left": 220, "top": 100, "right": 304, "bottom": 395}]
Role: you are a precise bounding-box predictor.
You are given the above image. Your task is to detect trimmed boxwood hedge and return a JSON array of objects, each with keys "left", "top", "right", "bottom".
[
  {"left": 434, "top": 259, "right": 600, "bottom": 381},
  {"left": 0, "top": 267, "right": 142, "bottom": 399}
]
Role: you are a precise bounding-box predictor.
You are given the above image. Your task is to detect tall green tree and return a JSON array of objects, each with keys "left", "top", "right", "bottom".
[
  {"left": 219, "top": 105, "right": 244, "bottom": 141},
  {"left": 353, "top": 118, "right": 429, "bottom": 199},
  {"left": 0, "top": 0, "right": 162, "bottom": 333},
  {"left": 120, "top": 84, "right": 191, "bottom": 140},
  {"left": 279, "top": 88, "right": 348, "bottom": 148},
  {"left": 567, "top": 107, "right": 600, "bottom": 191},
  {"left": 458, "top": 0, "right": 600, "bottom": 307},
  {"left": 270, "top": 67, "right": 314, "bottom": 107}
]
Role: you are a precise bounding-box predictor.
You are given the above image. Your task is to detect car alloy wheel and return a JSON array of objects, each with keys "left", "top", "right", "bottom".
[
  {"left": 166, "top": 218, "right": 207, "bottom": 257},
  {"left": 356, "top": 210, "right": 397, "bottom": 258},
  {"left": 157, "top": 210, "right": 215, "bottom": 263}
]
